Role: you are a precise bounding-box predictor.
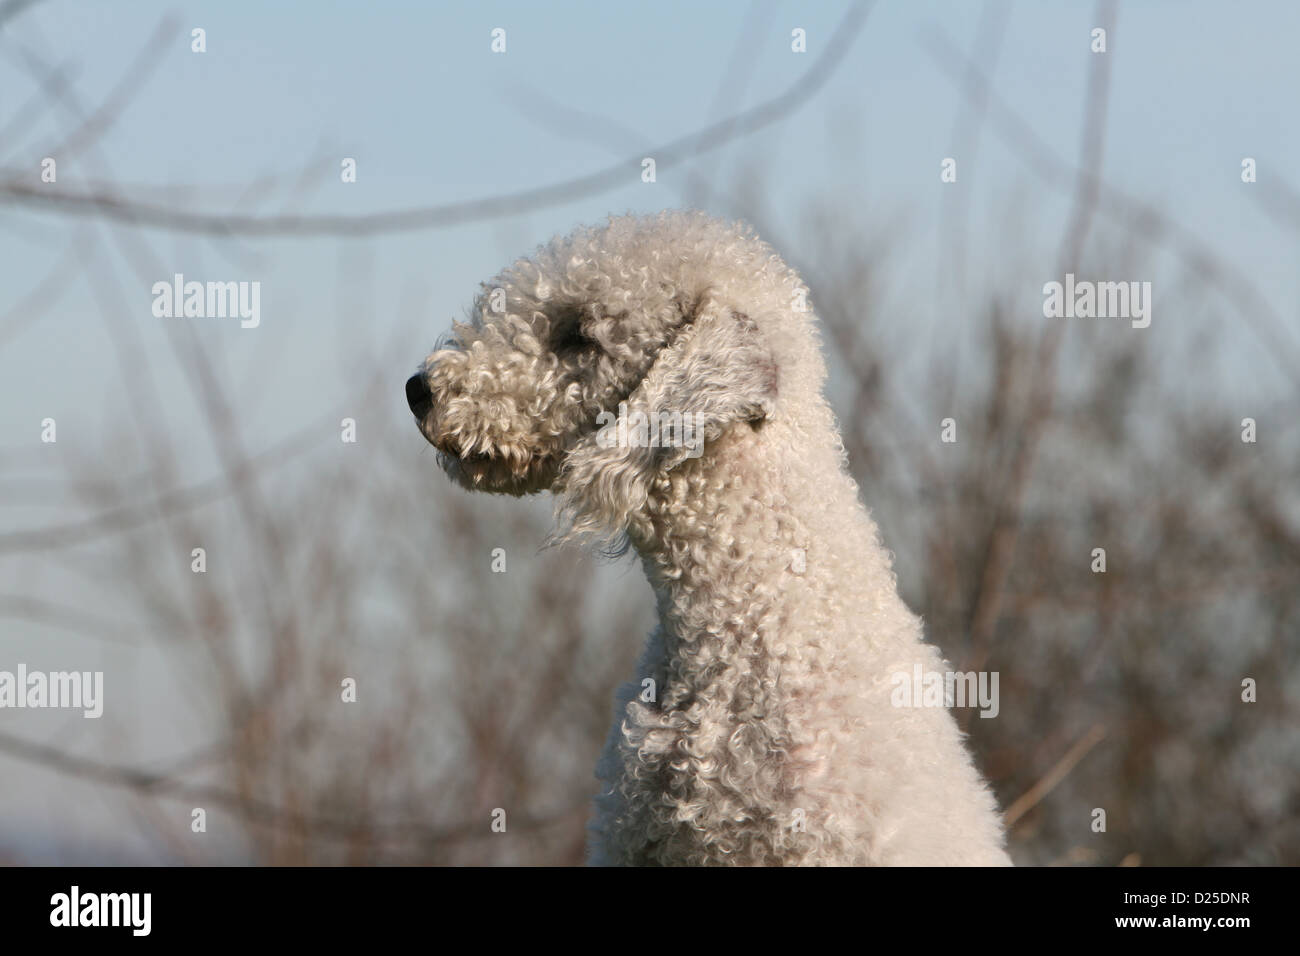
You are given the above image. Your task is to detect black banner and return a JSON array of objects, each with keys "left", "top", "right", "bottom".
[{"left": 0, "top": 865, "right": 1279, "bottom": 942}]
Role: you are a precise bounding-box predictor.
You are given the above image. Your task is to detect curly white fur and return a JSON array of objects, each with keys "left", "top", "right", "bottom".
[{"left": 408, "top": 211, "right": 1011, "bottom": 866}]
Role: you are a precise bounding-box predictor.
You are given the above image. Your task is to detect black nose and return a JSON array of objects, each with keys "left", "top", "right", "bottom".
[{"left": 406, "top": 373, "right": 433, "bottom": 421}]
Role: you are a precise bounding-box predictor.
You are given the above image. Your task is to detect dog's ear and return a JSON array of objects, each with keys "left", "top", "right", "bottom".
[
  {"left": 553, "top": 297, "right": 777, "bottom": 544},
  {"left": 629, "top": 299, "right": 778, "bottom": 469}
]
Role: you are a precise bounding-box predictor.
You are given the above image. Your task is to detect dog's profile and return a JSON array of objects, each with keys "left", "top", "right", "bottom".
[{"left": 407, "top": 211, "right": 1010, "bottom": 865}]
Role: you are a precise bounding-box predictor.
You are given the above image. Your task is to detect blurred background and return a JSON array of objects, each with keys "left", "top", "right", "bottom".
[{"left": 0, "top": 0, "right": 1297, "bottom": 865}]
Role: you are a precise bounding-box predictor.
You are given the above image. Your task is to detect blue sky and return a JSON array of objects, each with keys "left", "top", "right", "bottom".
[
  {"left": 2, "top": 0, "right": 1296, "bottom": 454},
  {"left": 3, "top": 1, "right": 1298, "bottom": 420}
]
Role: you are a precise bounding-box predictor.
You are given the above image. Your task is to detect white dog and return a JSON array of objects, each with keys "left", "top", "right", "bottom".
[{"left": 407, "top": 211, "right": 1011, "bottom": 865}]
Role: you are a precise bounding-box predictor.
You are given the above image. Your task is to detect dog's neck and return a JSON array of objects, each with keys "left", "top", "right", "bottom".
[{"left": 629, "top": 421, "right": 832, "bottom": 660}]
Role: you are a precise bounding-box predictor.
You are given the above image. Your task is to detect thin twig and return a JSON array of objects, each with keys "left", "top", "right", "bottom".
[{"left": 1004, "top": 723, "right": 1107, "bottom": 827}]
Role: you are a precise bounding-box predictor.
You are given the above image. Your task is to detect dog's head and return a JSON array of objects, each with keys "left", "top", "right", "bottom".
[{"left": 406, "top": 212, "right": 795, "bottom": 538}]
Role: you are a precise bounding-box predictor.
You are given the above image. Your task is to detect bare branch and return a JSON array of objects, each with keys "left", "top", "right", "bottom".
[{"left": 1004, "top": 724, "right": 1107, "bottom": 827}]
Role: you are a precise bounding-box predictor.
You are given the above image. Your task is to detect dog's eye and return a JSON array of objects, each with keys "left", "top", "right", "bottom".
[{"left": 551, "top": 323, "right": 590, "bottom": 353}]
